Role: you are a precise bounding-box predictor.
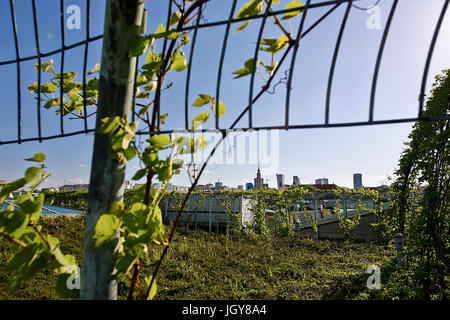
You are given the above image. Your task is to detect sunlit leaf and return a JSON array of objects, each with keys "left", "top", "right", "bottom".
[
  {"left": 93, "top": 213, "right": 121, "bottom": 248},
  {"left": 191, "top": 112, "right": 210, "bottom": 130},
  {"left": 281, "top": 1, "right": 304, "bottom": 20},
  {"left": 233, "top": 21, "right": 250, "bottom": 34},
  {"left": 25, "top": 153, "right": 46, "bottom": 163},
  {"left": 232, "top": 58, "right": 259, "bottom": 79},
  {"left": 212, "top": 101, "right": 226, "bottom": 117},
  {"left": 87, "top": 63, "right": 100, "bottom": 75},
  {"left": 192, "top": 94, "right": 213, "bottom": 107}
]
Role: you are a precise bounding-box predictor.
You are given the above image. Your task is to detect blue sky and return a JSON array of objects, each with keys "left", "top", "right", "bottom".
[{"left": 0, "top": 0, "right": 449, "bottom": 189}]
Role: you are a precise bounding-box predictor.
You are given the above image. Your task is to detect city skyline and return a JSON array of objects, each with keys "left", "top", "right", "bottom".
[{"left": 27, "top": 167, "right": 380, "bottom": 192}]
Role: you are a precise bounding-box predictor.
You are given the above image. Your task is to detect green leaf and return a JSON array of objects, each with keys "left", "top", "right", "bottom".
[
  {"left": 87, "top": 63, "right": 100, "bottom": 75},
  {"left": 131, "top": 168, "right": 147, "bottom": 181},
  {"left": 136, "top": 88, "right": 149, "bottom": 99},
  {"left": 109, "top": 201, "right": 125, "bottom": 214},
  {"left": 260, "top": 35, "right": 289, "bottom": 54},
  {"left": 24, "top": 167, "right": 51, "bottom": 191},
  {"left": 6, "top": 243, "right": 52, "bottom": 290},
  {"left": 27, "top": 82, "right": 38, "bottom": 93},
  {"left": 145, "top": 51, "right": 158, "bottom": 64},
  {"left": 40, "top": 83, "right": 57, "bottom": 93},
  {"left": 16, "top": 192, "right": 44, "bottom": 223},
  {"left": 193, "top": 136, "right": 207, "bottom": 152},
  {"left": 142, "top": 52, "right": 162, "bottom": 77},
  {"left": 4, "top": 245, "right": 34, "bottom": 273},
  {"left": 142, "top": 148, "right": 159, "bottom": 166},
  {"left": 0, "top": 209, "right": 29, "bottom": 237},
  {"left": 151, "top": 24, "right": 179, "bottom": 40},
  {"left": 232, "top": 58, "right": 259, "bottom": 79},
  {"left": 234, "top": 21, "right": 250, "bottom": 34},
  {"left": 148, "top": 134, "right": 171, "bottom": 148},
  {"left": 56, "top": 273, "right": 80, "bottom": 299},
  {"left": 111, "top": 129, "right": 126, "bottom": 152},
  {"left": 87, "top": 78, "right": 99, "bottom": 91},
  {"left": 36, "top": 59, "right": 54, "bottom": 73},
  {"left": 59, "top": 71, "right": 77, "bottom": 81},
  {"left": 170, "top": 50, "right": 188, "bottom": 72},
  {"left": 145, "top": 205, "right": 163, "bottom": 242},
  {"left": 261, "top": 61, "right": 278, "bottom": 75},
  {"left": 281, "top": 1, "right": 304, "bottom": 20},
  {"left": 44, "top": 98, "right": 64, "bottom": 109},
  {"left": 123, "top": 145, "right": 138, "bottom": 161},
  {"left": 121, "top": 133, "right": 134, "bottom": 150},
  {"left": 192, "top": 94, "right": 213, "bottom": 107},
  {"left": 62, "top": 82, "right": 81, "bottom": 94},
  {"left": 129, "top": 35, "right": 150, "bottom": 57},
  {"left": 93, "top": 213, "right": 121, "bottom": 248},
  {"left": 174, "top": 136, "right": 194, "bottom": 154},
  {"left": 172, "top": 158, "right": 184, "bottom": 171},
  {"left": 142, "top": 79, "right": 158, "bottom": 91},
  {"left": 116, "top": 254, "right": 137, "bottom": 275},
  {"left": 169, "top": 11, "right": 182, "bottom": 27},
  {"left": 236, "top": 0, "right": 264, "bottom": 19},
  {"left": 191, "top": 112, "right": 210, "bottom": 130},
  {"left": 156, "top": 160, "right": 172, "bottom": 182},
  {"left": 24, "top": 167, "right": 40, "bottom": 182},
  {"left": 98, "top": 116, "right": 121, "bottom": 135},
  {"left": 212, "top": 101, "right": 226, "bottom": 117},
  {"left": 136, "top": 75, "right": 150, "bottom": 87},
  {"left": 0, "top": 178, "right": 27, "bottom": 203},
  {"left": 125, "top": 122, "right": 139, "bottom": 135},
  {"left": 145, "top": 275, "right": 158, "bottom": 300},
  {"left": 24, "top": 153, "right": 46, "bottom": 163}
]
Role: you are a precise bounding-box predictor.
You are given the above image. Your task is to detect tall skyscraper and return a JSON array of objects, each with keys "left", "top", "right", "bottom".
[
  {"left": 215, "top": 180, "right": 223, "bottom": 190},
  {"left": 353, "top": 173, "right": 362, "bottom": 190},
  {"left": 254, "top": 166, "right": 264, "bottom": 189},
  {"left": 315, "top": 178, "right": 329, "bottom": 185},
  {"left": 293, "top": 176, "right": 300, "bottom": 186},
  {"left": 276, "top": 174, "right": 285, "bottom": 189}
]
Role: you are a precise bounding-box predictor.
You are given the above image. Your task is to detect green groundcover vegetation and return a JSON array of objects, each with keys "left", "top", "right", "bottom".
[{"left": 1, "top": 214, "right": 401, "bottom": 300}]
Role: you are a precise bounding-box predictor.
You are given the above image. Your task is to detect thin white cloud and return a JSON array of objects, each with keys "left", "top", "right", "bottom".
[
  {"left": 78, "top": 163, "right": 87, "bottom": 168},
  {"left": 68, "top": 178, "right": 83, "bottom": 184}
]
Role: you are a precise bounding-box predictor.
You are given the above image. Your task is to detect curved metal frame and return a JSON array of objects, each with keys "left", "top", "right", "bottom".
[{"left": 1, "top": 0, "right": 449, "bottom": 146}]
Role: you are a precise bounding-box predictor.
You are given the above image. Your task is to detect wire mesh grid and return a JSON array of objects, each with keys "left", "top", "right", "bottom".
[{"left": 1, "top": 0, "right": 449, "bottom": 146}]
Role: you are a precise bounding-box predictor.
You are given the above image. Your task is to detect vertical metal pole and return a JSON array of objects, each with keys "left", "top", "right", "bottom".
[
  {"left": 81, "top": 0, "right": 145, "bottom": 300},
  {"left": 314, "top": 196, "right": 319, "bottom": 240},
  {"left": 394, "top": 233, "right": 404, "bottom": 268},
  {"left": 165, "top": 197, "right": 168, "bottom": 224},
  {"left": 186, "top": 199, "right": 190, "bottom": 229},
  {"left": 216, "top": 199, "right": 219, "bottom": 233},
  {"left": 195, "top": 204, "right": 198, "bottom": 230},
  {"left": 209, "top": 197, "right": 212, "bottom": 233},
  {"left": 344, "top": 197, "right": 348, "bottom": 219}
]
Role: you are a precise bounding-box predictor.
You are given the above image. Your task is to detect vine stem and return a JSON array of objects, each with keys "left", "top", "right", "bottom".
[
  {"left": 129, "top": 2, "right": 209, "bottom": 298},
  {"left": 144, "top": 29, "right": 298, "bottom": 301},
  {"left": 127, "top": 258, "right": 141, "bottom": 300},
  {"left": 264, "top": 0, "right": 292, "bottom": 39},
  {"left": 1, "top": 233, "right": 28, "bottom": 248},
  {"left": 150, "top": 0, "right": 209, "bottom": 133},
  {"left": 144, "top": 0, "right": 344, "bottom": 300}
]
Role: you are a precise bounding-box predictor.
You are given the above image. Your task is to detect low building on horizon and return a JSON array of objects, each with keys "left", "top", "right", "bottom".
[
  {"left": 59, "top": 184, "right": 89, "bottom": 191},
  {"left": 315, "top": 178, "right": 329, "bottom": 185}
]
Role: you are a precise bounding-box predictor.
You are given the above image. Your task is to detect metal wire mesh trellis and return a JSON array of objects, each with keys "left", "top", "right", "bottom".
[{"left": 0, "top": 0, "right": 449, "bottom": 146}]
